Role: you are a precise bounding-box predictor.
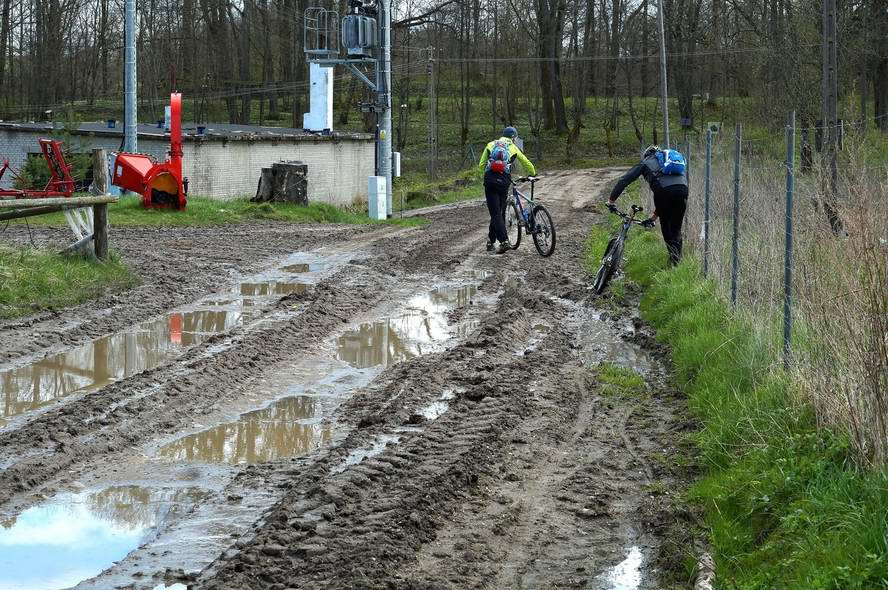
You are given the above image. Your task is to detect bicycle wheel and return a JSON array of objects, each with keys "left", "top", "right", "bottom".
[
  {"left": 593, "top": 237, "right": 623, "bottom": 294},
  {"left": 530, "top": 205, "right": 556, "bottom": 257},
  {"left": 504, "top": 201, "right": 523, "bottom": 249}
]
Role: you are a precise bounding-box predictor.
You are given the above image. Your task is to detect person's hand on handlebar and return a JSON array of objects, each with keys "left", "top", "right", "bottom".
[
  {"left": 606, "top": 201, "right": 619, "bottom": 214},
  {"left": 641, "top": 217, "right": 656, "bottom": 228}
]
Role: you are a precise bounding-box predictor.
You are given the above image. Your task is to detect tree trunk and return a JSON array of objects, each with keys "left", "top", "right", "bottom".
[{"left": 0, "top": 0, "right": 11, "bottom": 90}]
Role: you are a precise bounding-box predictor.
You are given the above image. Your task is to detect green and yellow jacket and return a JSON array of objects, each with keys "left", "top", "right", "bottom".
[{"left": 478, "top": 138, "right": 537, "bottom": 177}]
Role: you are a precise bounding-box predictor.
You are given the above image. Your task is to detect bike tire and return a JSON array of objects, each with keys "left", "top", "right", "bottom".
[
  {"left": 505, "top": 201, "right": 523, "bottom": 250},
  {"left": 593, "top": 237, "right": 623, "bottom": 294},
  {"left": 531, "top": 205, "right": 556, "bottom": 257}
]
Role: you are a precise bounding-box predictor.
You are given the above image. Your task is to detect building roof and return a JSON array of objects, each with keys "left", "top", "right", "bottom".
[{"left": 0, "top": 121, "right": 373, "bottom": 142}]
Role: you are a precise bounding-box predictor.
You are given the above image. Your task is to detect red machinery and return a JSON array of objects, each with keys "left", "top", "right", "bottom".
[
  {"left": 0, "top": 139, "right": 76, "bottom": 199},
  {"left": 113, "top": 92, "right": 187, "bottom": 209}
]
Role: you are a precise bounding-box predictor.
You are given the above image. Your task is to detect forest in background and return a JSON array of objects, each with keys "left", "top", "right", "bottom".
[{"left": 0, "top": 0, "right": 886, "bottom": 164}]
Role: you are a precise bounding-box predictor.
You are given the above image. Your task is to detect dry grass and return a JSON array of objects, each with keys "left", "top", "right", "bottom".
[{"left": 685, "top": 135, "right": 888, "bottom": 466}]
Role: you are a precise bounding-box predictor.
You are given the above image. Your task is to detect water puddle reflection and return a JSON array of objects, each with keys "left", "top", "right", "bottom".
[
  {"left": 336, "top": 285, "right": 477, "bottom": 369},
  {"left": 0, "top": 486, "right": 207, "bottom": 590},
  {"left": 600, "top": 546, "right": 643, "bottom": 590},
  {"left": 158, "top": 395, "right": 333, "bottom": 465},
  {"left": 1, "top": 260, "right": 323, "bottom": 425}
]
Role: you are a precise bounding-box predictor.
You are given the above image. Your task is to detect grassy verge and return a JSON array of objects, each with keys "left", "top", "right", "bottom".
[
  {"left": 393, "top": 169, "right": 484, "bottom": 211},
  {"left": 15, "top": 196, "right": 426, "bottom": 227},
  {"left": 586, "top": 207, "right": 888, "bottom": 588},
  {"left": 0, "top": 246, "right": 138, "bottom": 319}
]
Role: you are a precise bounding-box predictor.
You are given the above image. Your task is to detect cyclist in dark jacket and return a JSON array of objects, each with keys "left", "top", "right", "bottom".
[{"left": 607, "top": 145, "right": 689, "bottom": 266}]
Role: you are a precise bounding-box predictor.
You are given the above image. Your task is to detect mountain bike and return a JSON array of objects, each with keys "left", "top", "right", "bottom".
[
  {"left": 593, "top": 204, "right": 645, "bottom": 294},
  {"left": 503, "top": 176, "right": 557, "bottom": 257}
]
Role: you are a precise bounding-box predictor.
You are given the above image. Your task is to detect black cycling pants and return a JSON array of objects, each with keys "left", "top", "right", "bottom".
[
  {"left": 653, "top": 184, "right": 689, "bottom": 266},
  {"left": 484, "top": 173, "right": 510, "bottom": 244}
]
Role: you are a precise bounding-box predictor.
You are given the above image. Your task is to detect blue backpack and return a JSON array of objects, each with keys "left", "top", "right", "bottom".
[
  {"left": 656, "top": 149, "right": 686, "bottom": 176},
  {"left": 487, "top": 140, "right": 512, "bottom": 174}
]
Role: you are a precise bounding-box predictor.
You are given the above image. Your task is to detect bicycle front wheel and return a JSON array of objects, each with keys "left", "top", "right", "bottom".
[
  {"left": 531, "top": 205, "right": 556, "bottom": 257},
  {"left": 593, "top": 237, "right": 622, "bottom": 294},
  {"left": 505, "top": 201, "right": 523, "bottom": 249}
]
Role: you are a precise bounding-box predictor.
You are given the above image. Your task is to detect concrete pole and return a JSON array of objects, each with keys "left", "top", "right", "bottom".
[
  {"left": 124, "top": 0, "right": 137, "bottom": 153},
  {"left": 657, "top": 0, "right": 670, "bottom": 148},
  {"left": 379, "top": 0, "right": 393, "bottom": 216}
]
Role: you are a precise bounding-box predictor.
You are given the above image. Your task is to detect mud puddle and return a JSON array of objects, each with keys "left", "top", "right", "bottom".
[
  {"left": 336, "top": 284, "right": 478, "bottom": 369},
  {"left": 0, "top": 256, "right": 335, "bottom": 426},
  {"left": 596, "top": 545, "right": 645, "bottom": 590},
  {"left": 574, "top": 310, "right": 654, "bottom": 374},
  {"left": 158, "top": 395, "right": 335, "bottom": 465},
  {"left": 0, "top": 486, "right": 208, "bottom": 590}
]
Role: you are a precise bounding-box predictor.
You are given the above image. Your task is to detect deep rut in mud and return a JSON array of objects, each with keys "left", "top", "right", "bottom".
[{"left": 0, "top": 169, "right": 693, "bottom": 590}]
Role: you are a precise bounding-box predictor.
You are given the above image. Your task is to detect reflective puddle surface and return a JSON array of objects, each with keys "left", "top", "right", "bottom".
[
  {"left": 600, "top": 546, "right": 644, "bottom": 590},
  {"left": 0, "top": 261, "right": 324, "bottom": 425},
  {"left": 0, "top": 486, "right": 208, "bottom": 590},
  {"left": 336, "top": 285, "right": 477, "bottom": 369},
  {"left": 158, "top": 395, "right": 334, "bottom": 465}
]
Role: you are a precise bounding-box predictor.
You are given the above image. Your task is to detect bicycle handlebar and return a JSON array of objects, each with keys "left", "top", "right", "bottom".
[
  {"left": 515, "top": 176, "right": 539, "bottom": 184},
  {"left": 609, "top": 204, "right": 645, "bottom": 223}
]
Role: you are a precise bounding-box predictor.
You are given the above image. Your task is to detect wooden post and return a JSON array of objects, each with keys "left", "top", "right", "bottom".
[
  {"left": 94, "top": 204, "right": 109, "bottom": 260},
  {"left": 92, "top": 148, "right": 110, "bottom": 260},
  {"left": 92, "top": 148, "right": 110, "bottom": 195}
]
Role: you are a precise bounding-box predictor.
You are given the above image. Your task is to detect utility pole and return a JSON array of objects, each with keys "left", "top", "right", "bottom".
[
  {"left": 657, "top": 0, "right": 670, "bottom": 148},
  {"left": 379, "top": 0, "right": 393, "bottom": 216},
  {"left": 124, "top": 0, "right": 137, "bottom": 153},
  {"left": 427, "top": 46, "right": 438, "bottom": 179}
]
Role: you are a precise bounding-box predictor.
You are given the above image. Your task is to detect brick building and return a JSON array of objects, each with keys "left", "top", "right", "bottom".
[{"left": 0, "top": 121, "right": 375, "bottom": 205}]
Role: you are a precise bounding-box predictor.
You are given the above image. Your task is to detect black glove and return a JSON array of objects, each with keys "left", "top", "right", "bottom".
[
  {"left": 641, "top": 218, "right": 656, "bottom": 228},
  {"left": 606, "top": 202, "right": 618, "bottom": 214}
]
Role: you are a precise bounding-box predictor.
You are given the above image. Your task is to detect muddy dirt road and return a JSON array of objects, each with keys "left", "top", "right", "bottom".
[{"left": 0, "top": 169, "right": 692, "bottom": 590}]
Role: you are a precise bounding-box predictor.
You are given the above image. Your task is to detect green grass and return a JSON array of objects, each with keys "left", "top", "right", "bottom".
[
  {"left": 16, "top": 196, "right": 426, "bottom": 227},
  {"left": 598, "top": 362, "right": 646, "bottom": 397},
  {"left": 0, "top": 246, "right": 138, "bottom": 319},
  {"left": 392, "top": 169, "right": 484, "bottom": 211},
  {"left": 585, "top": 219, "right": 888, "bottom": 588}
]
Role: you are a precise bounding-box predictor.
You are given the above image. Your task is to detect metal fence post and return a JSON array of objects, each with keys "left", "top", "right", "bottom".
[
  {"left": 703, "top": 130, "right": 712, "bottom": 277},
  {"left": 783, "top": 112, "right": 796, "bottom": 368},
  {"left": 731, "top": 123, "right": 742, "bottom": 307}
]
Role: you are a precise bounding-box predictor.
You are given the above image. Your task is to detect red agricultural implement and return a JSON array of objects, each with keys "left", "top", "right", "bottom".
[
  {"left": 0, "top": 139, "right": 76, "bottom": 199},
  {"left": 112, "top": 92, "right": 187, "bottom": 210}
]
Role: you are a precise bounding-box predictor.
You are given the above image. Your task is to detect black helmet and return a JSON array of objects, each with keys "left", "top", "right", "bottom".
[
  {"left": 503, "top": 126, "right": 518, "bottom": 139},
  {"left": 643, "top": 144, "right": 661, "bottom": 159}
]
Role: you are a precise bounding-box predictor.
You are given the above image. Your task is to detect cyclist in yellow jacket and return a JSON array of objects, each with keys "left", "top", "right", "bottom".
[{"left": 478, "top": 127, "right": 537, "bottom": 254}]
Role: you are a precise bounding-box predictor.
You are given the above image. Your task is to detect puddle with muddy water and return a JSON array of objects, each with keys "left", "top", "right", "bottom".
[
  {"left": 158, "top": 395, "right": 334, "bottom": 465},
  {"left": 0, "top": 259, "right": 330, "bottom": 426},
  {"left": 598, "top": 545, "right": 644, "bottom": 590},
  {"left": 336, "top": 285, "right": 478, "bottom": 369},
  {"left": 0, "top": 486, "right": 208, "bottom": 590}
]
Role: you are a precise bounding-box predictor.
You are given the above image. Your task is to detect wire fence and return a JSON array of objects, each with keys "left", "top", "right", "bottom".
[{"left": 679, "top": 116, "right": 888, "bottom": 466}]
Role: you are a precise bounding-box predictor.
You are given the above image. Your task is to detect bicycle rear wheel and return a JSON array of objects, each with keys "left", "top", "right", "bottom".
[
  {"left": 505, "top": 201, "right": 522, "bottom": 249},
  {"left": 531, "top": 205, "right": 556, "bottom": 257}
]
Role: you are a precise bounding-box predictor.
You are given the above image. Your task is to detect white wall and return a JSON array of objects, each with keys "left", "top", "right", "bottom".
[{"left": 184, "top": 137, "right": 375, "bottom": 205}]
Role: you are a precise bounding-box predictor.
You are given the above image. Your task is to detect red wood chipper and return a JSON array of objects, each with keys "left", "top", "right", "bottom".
[{"left": 113, "top": 92, "right": 187, "bottom": 209}]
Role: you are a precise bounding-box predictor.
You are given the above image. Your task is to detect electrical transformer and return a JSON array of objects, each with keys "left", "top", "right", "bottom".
[{"left": 342, "top": 15, "right": 376, "bottom": 58}]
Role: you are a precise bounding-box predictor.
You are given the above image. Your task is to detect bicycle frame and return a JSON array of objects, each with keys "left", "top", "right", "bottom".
[{"left": 511, "top": 181, "right": 537, "bottom": 231}]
